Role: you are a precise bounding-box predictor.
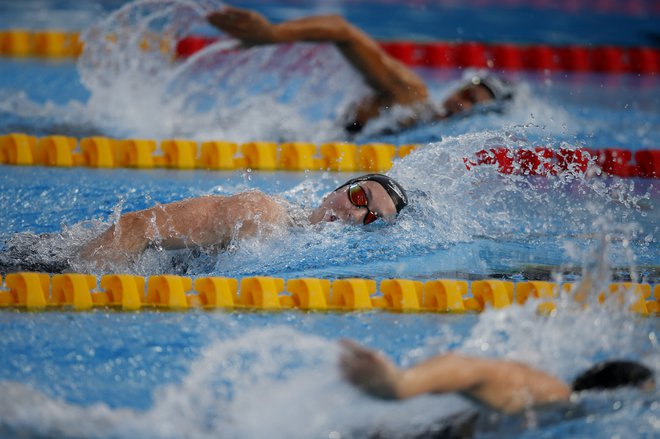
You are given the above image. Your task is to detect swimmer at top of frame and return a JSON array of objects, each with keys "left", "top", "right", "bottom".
[{"left": 206, "top": 5, "right": 516, "bottom": 135}]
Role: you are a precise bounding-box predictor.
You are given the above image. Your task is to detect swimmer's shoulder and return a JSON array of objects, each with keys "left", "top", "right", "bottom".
[
  {"left": 200, "top": 191, "right": 306, "bottom": 227},
  {"left": 203, "top": 191, "right": 278, "bottom": 210},
  {"left": 270, "top": 196, "right": 310, "bottom": 228}
]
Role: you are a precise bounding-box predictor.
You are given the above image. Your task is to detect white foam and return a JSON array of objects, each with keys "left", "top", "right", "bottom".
[
  {"left": 0, "top": 326, "right": 470, "bottom": 438},
  {"left": 74, "top": 0, "right": 369, "bottom": 142}
]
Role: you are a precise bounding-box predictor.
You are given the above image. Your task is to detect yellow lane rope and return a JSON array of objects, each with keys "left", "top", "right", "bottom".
[
  {"left": 0, "top": 133, "right": 414, "bottom": 172},
  {"left": 0, "top": 272, "right": 657, "bottom": 314},
  {"left": 0, "top": 30, "right": 82, "bottom": 58}
]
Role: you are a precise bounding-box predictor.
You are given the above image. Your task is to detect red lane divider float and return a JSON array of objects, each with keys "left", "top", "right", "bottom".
[
  {"left": 379, "top": 42, "right": 660, "bottom": 74},
  {"left": 175, "top": 36, "right": 660, "bottom": 74},
  {"left": 174, "top": 35, "right": 220, "bottom": 58},
  {"left": 464, "top": 147, "right": 660, "bottom": 178},
  {"left": 2, "top": 29, "right": 656, "bottom": 75}
]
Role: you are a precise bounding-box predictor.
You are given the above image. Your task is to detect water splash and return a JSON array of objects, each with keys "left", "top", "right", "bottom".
[
  {"left": 0, "top": 281, "right": 656, "bottom": 439},
  {"left": 0, "top": 224, "right": 657, "bottom": 437},
  {"left": 0, "top": 326, "right": 470, "bottom": 439},
  {"left": 2, "top": 125, "right": 653, "bottom": 279},
  {"left": 185, "top": 129, "right": 653, "bottom": 279},
  {"left": 77, "top": 0, "right": 369, "bottom": 141}
]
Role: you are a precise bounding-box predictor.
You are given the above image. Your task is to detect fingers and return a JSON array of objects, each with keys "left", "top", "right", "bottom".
[
  {"left": 207, "top": 7, "right": 272, "bottom": 45},
  {"left": 339, "top": 338, "right": 376, "bottom": 357},
  {"left": 339, "top": 339, "right": 371, "bottom": 372},
  {"left": 207, "top": 12, "right": 245, "bottom": 33},
  {"left": 338, "top": 339, "right": 401, "bottom": 400},
  {"left": 207, "top": 7, "right": 255, "bottom": 27},
  {"left": 339, "top": 350, "right": 373, "bottom": 385},
  {"left": 339, "top": 338, "right": 363, "bottom": 353},
  {"left": 338, "top": 339, "right": 385, "bottom": 381}
]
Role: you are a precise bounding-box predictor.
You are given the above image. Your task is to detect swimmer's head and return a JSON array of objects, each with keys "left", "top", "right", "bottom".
[
  {"left": 309, "top": 174, "right": 408, "bottom": 225},
  {"left": 442, "top": 75, "right": 514, "bottom": 117},
  {"left": 571, "top": 360, "right": 655, "bottom": 392}
]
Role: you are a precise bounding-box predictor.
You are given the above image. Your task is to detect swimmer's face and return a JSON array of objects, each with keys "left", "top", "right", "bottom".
[
  {"left": 309, "top": 180, "right": 397, "bottom": 225},
  {"left": 442, "top": 83, "right": 494, "bottom": 116}
]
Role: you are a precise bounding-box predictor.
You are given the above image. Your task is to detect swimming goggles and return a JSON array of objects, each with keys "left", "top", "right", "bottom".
[{"left": 347, "top": 183, "right": 379, "bottom": 225}]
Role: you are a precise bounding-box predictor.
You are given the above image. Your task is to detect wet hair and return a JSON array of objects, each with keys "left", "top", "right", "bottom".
[
  {"left": 571, "top": 360, "right": 654, "bottom": 392},
  {"left": 335, "top": 174, "right": 408, "bottom": 214}
]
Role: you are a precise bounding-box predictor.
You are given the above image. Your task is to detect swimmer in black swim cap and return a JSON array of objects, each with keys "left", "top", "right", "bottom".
[
  {"left": 340, "top": 339, "right": 654, "bottom": 413},
  {"left": 208, "top": 7, "right": 515, "bottom": 134},
  {"left": 74, "top": 173, "right": 408, "bottom": 269},
  {"left": 340, "top": 340, "right": 654, "bottom": 437}
]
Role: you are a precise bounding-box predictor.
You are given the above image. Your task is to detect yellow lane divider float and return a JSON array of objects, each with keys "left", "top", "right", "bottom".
[
  {"left": 0, "top": 272, "right": 657, "bottom": 315},
  {"left": 0, "top": 133, "right": 413, "bottom": 172},
  {"left": 0, "top": 30, "right": 82, "bottom": 58}
]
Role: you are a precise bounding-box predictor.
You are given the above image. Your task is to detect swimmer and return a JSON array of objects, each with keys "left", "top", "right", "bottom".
[
  {"left": 207, "top": 6, "right": 515, "bottom": 134},
  {"left": 340, "top": 339, "right": 654, "bottom": 436},
  {"left": 75, "top": 174, "right": 407, "bottom": 268}
]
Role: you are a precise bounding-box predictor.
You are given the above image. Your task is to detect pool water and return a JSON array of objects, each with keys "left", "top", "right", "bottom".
[{"left": 0, "top": 1, "right": 658, "bottom": 438}]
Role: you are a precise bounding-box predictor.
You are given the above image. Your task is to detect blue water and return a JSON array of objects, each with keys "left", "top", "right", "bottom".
[
  {"left": 1, "top": 164, "right": 658, "bottom": 282},
  {"left": 0, "top": 1, "right": 659, "bottom": 438},
  {"left": 1, "top": 0, "right": 659, "bottom": 46}
]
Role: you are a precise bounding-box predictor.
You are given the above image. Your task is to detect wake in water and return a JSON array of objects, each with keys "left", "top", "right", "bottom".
[
  {"left": 75, "top": 0, "right": 370, "bottom": 141},
  {"left": 0, "top": 1, "right": 656, "bottom": 279},
  {"left": 0, "top": 190, "right": 657, "bottom": 438},
  {"left": 0, "top": 0, "right": 598, "bottom": 144},
  {"left": 0, "top": 253, "right": 657, "bottom": 439},
  {"left": 0, "top": 125, "right": 655, "bottom": 279}
]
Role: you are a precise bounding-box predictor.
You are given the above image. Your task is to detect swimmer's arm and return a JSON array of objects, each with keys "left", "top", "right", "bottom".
[
  {"left": 208, "top": 7, "right": 428, "bottom": 108},
  {"left": 79, "top": 192, "right": 287, "bottom": 266},
  {"left": 339, "top": 340, "right": 482, "bottom": 400},
  {"left": 340, "top": 340, "right": 572, "bottom": 413}
]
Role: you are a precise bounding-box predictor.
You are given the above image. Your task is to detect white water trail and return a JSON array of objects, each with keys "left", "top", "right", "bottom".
[
  {"left": 0, "top": 286, "right": 656, "bottom": 439},
  {"left": 2, "top": 230, "right": 657, "bottom": 437},
  {"left": 76, "top": 0, "right": 369, "bottom": 141}
]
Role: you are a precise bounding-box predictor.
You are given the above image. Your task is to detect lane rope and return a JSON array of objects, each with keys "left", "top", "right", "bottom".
[
  {"left": 0, "top": 30, "right": 82, "bottom": 58},
  {"left": 176, "top": 36, "right": 660, "bottom": 75},
  {"left": 0, "top": 272, "right": 657, "bottom": 314},
  {"left": 1, "top": 133, "right": 658, "bottom": 178},
  {"left": 0, "top": 29, "right": 658, "bottom": 75}
]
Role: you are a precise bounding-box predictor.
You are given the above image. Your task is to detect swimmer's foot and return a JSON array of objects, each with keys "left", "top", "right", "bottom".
[{"left": 0, "top": 233, "right": 72, "bottom": 274}]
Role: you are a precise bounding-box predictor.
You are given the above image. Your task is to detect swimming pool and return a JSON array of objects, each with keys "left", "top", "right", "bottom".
[{"left": 0, "top": 0, "right": 659, "bottom": 437}]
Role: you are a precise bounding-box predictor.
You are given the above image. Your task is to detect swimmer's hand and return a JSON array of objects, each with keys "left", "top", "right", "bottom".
[
  {"left": 339, "top": 339, "right": 403, "bottom": 399},
  {"left": 207, "top": 6, "right": 275, "bottom": 46}
]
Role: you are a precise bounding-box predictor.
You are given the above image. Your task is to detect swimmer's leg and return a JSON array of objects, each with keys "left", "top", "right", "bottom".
[{"left": 0, "top": 233, "right": 72, "bottom": 274}]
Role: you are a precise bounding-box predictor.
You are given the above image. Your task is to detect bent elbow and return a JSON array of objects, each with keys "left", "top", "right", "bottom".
[
  {"left": 325, "top": 15, "right": 356, "bottom": 42},
  {"left": 326, "top": 14, "right": 349, "bottom": 28}
]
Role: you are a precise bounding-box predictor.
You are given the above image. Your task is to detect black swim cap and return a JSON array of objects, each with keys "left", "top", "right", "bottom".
[
  {"left": 335, "top": 174, "right": 408, "bottom": 214},
  {"left": 571, "top": 360, "right": 654, "bottom": 392}
]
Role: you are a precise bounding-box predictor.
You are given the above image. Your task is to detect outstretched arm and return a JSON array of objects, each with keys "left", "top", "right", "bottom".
[
  {"left": 79, "top": 192, "right": 288, "bottom": 267},
  {"left": 339, "top": 339, "right": 483, "bottom": 399},
  {"left": 339, "top": 340, "right": 571, "bottom": 413},
  {"left": 208, "top": 7, "right": 428, "bottom": 115}
]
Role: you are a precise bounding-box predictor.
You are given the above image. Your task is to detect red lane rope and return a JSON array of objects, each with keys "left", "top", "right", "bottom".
[
  {"left": 175, "top": 36, "right": 660, "bottom": 74},
  {"left": 465, "top": 147, "right": 660, "bottom": 178}
]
